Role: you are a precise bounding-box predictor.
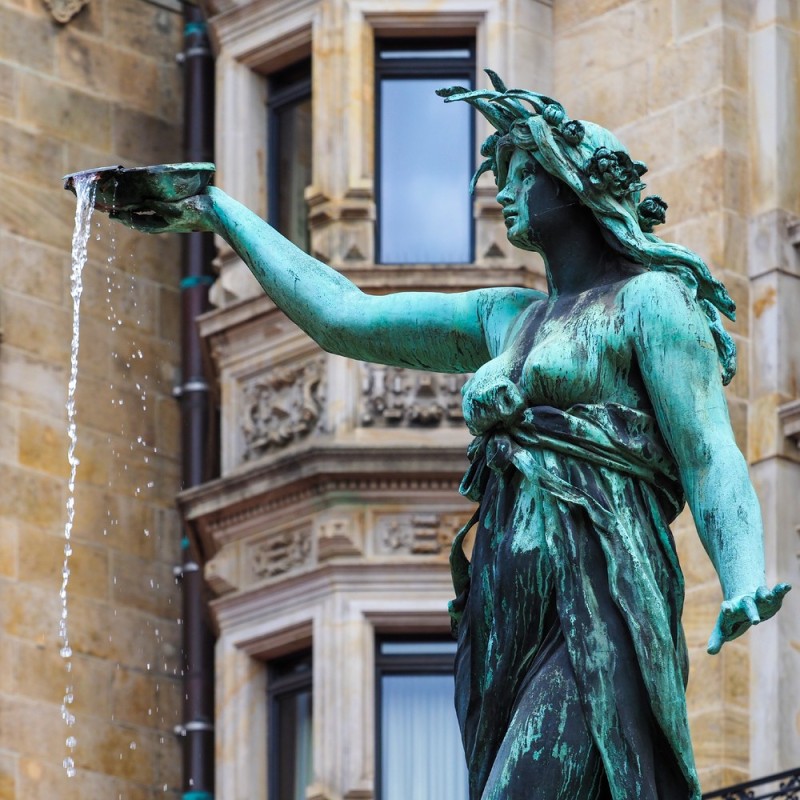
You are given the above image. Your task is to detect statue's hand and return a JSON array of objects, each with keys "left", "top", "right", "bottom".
[
  {"left": 707, "top": 582, "right": 791, "bottom": 655},
  {"left": 109, "top": 186, "right": 220, "bottom": 234}
]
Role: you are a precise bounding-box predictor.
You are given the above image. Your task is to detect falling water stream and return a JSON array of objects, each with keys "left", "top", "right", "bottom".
[{"left": 60, "top": 175, "right": 97, "bottom": 778}]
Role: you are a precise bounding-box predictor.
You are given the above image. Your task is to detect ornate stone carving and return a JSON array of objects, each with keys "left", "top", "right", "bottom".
[
  {"left": 246, "top": 526, "right": 313, "bottom": 582},
  {"left": 43, "top": 0, "right": 90, "bottom": 23},
  {"left": 360, "top": 364, "right": 467, "bottom": 427},
  {"left": 375, "top": 513, "right": 466, "bottom": 556},
  {"left": 241, "top": 357, "right": 326, "bottom": 458}
]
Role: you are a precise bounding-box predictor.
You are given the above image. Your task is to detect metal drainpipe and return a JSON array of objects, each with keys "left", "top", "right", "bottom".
[{"left": 175, "top": 4, "right": 215, "bottom": 799}]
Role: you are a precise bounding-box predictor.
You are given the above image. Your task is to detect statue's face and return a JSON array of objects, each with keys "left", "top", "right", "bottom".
[{"left": 495, "top": 148, "right": 571, "bottom": 253}]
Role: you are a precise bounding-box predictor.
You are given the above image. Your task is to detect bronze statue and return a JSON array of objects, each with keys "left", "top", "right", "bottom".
[{"left": 81, "top": 70, "right": 789, "bottom": 799}]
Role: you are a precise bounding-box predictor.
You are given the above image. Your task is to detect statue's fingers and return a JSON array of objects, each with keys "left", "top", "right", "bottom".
[
  {"left": 707, "top": 619, "right": 724, "bottom": 655},
  {"left": 741, "top": 596, "right": 761, "bottom": 625},
  {"left": 755, "top": 585, "right": 771, "bottom": 603}
]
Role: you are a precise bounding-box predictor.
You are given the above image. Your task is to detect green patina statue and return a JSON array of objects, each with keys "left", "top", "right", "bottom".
[{"left": 105, "top": 71, "right": 789, "bottom": 799}]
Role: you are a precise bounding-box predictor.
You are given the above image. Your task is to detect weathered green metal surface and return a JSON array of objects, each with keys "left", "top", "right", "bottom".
[{"left": 100, "top": 70, "right": 789, "bottom": 799}]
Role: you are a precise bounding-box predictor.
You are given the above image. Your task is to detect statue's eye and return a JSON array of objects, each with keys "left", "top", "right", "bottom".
[{"left": 521, "top": 165, "right": 535, "bottom": 180}]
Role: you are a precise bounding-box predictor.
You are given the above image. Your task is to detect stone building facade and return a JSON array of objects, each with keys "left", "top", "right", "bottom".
[
  {"left": 181, "top": 0, "right": 800, "bottom": 797},
  {"left": 0, "top": 1, "right": 184, "bottom": 798}
]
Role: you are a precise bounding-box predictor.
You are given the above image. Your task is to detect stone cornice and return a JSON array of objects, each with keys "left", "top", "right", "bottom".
[
  {"left": 179, "top": 443, "right": 471, "bottom": 555},
  {"left": 211, "top": 559, "right": 454, "bottom": 639},
  {"left": 779, "top": 400, "right": 800, "bottom": 446}
]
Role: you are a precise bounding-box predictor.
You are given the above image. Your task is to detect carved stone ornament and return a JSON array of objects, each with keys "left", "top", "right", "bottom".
[
  {"left": 360, "top": 364, "right": 468, "bottom": 428},
  {"left": 43, "top": 0, "right": 90, "bottom": 23},
  {"left": 246, "top": 526, "right": 313, "bottom": 582},
  {"left": 375, "top": 513, "right": 466, "bottom": 556},
  {"left": 241, "top": 357, "right": 326, "bottom": 459}
]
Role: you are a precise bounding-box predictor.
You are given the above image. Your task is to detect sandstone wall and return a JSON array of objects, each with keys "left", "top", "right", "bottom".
[{"left": 0, "top": 1, "right": 184, "bottom": 797}]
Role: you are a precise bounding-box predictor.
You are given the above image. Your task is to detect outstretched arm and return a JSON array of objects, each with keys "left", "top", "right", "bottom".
[
  {"left": 625, "top": 272, "right": 790, "bottom": 654},
  {"left": 113, "top": 187, "right": 540, "bottom": 373}
]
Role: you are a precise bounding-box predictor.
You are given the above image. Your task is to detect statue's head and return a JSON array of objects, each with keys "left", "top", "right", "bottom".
[{"left": 438, "top": 71, "right": 737, "bottom": 385}]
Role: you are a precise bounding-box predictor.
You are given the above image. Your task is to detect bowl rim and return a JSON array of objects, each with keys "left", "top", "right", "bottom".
[{"left": 63, "top": 162, "right": 216, "bottom": 187}]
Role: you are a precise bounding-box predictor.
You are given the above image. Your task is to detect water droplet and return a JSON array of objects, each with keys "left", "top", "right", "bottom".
[
  {"left": 129, "top": 741, "right": 137, "bottom": 750},
  {"left": 60, "top": 646, "right": 72, "bottom": 659}
]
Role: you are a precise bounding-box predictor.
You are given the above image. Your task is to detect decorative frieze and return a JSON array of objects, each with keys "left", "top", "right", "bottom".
[
  {"left": 374, "top": 512, "right": 467, "bottom": 556},
  {"left": 241, "top": 356, "right": 326, "bottom": 459},
  {"left": 246, "top": 526, "right": 314, "bottom": 582},
  {"left": 360, "top": 364, "right": 467, "bottom": 428}
]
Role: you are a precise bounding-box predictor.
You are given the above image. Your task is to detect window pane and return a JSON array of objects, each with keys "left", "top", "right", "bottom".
[
  {"left": 275, "top": 687, "right": 313, "bottom": 800},
  {"left": 274, "top": 95, "right": 312, "bottom": 251},
  {"left": 379, "top": 77, "right": 472, "bottom": 263},
  {"left": 381, "top": 674, "right": 468, "bottom": 800},
  {"left": 379, "top": 48, "right": 472, "bottom": 60},
  {"left": 380, "top": 641, "right": 457, "bottom": 656}
]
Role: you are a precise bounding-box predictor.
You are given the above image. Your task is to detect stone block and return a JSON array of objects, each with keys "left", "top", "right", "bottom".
[
  {"left": 686, "top": 645, "right": 724, "bottom": 712},
  {"left": 110, "top": 551, "right": 179, "bottom": 618},
  {"left": 19, "top": 525, "right": 109, "bottom": 601},
  {"left": 648, "top": 29, "right": 723, "bottom": 111},
  {"left": 1, "top": 291, "right": 71, "bottom": 365},
  {"left": 73, "top": 373, "right": 158, "bottom": 443},
  {"left": 18, "top": 412, "right": 69, "bottom": 479},
  {"left": 157, "top": 284, "right": 180, "bottom": 344},
  {"left": 0, "top": 346, "right": 67, "bottom": 419},
  {"left": 0, "top": 579, "right": 59, "bottom": 645},
  {"left": 0, "top": 464, "right": 63, "bottom": 529},
  {"left": 111, "top": 666, "right": 180, "bottom": 729},
  {"left": 675, "top": 512, "right": 719, "bottom": 587},
  {"left": 553, "top": 0, "right": 632, "bottom": 33},
  {"left": 0, "top": 6, "right": 55, "bottom": 74},
  {"left": 722, "top": 641, "right": 749, "bottom": 709},
  {"left": 0, "top": 696, "right": 65, "bottom": 763},
  {"left": 0, "top": 518, "right": 17, "bottom": 580},
  {"left": 0, "top": 119, "right": 65, "bottom": 190},
  {"left": 0, "top": 175, "right": 74, "bottom": 250},
  {"left": 753, "top": 0, "right": 800, "bottom": 32},
  {"left": 56, "top": 31, "right": 163, "bottom": 117},
  {"left": 71, "top": 482, "right": 156, "bottom": 560},
  {"left": 0, "top": 752, "right": 14, "bottom": 800},
  {"left": 683, "top": 582, "right": 723, "bottom": 651},
  {"left": 647, "top": 152, "right": 726, "bottom": 225},
  {"left": 112, "top": 106, "right": 181, "bottom": 166},
  {"left": 13, "top": 640, "right": 110, "bottom": 719},
  {"left": 105, "top": 1, "right": 181, "bottom": 64},
  {"left": 617, "top": 106, "right": 676, "bottom": 173},
  {"left": 72, "top": 718, "right": 159, "bottom": 783},
  {"left": 0, "top": 403, "right": 18, "bottom": 467},
  {"left": 0, "top": 233, "right": 67, "bottom": 307},
  {"left": 0, "top": 62, "right": 15, "bottom": 120},
  {"left": 20, "top": 74, "right": 110, "bottom": 150}
]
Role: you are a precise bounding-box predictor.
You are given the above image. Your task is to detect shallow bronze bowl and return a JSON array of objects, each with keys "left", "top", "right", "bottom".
[{"left": 63, "top": 163, "right": 215, "bottom": 212}]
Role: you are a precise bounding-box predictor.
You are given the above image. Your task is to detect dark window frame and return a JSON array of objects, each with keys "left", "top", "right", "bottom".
[
  {"left": 267, "top": 58, "right": 313, "bottom": 248},
  {"left": 374, "top": 635, "right": 459, "bottom": 800},
  {"left": 267, "top": 649, "right": 313, "bottom": 800},
  {"left": 374, "top": 37, "right": 476, "bottom": 265}
]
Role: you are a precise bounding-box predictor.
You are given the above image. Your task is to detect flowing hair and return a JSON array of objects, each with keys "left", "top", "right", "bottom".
[{"left": 437, "top": 71, "right": 737, "bottom": 385}]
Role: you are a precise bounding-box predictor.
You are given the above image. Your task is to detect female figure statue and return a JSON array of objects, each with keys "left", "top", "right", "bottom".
[{"left": 113, "top": 72, "right": 789, "bottom": 799}]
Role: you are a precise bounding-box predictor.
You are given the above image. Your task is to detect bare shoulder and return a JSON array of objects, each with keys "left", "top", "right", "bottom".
[{"left": 618, "top": 270, "right": 716, "bottom": 354}]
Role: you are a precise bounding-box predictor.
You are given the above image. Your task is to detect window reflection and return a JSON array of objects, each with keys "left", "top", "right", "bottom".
[
  {"left": 268, "top": 60, "right": 312, "bottom": 252},
  {"left": 269, "top": 652, "right": 313, "bottom": 800},
  {"left": 377, "top": 638, "right": 468, "bottom": 800},
  {"left": 376, "top": 41, "right": 474, "bottom": 264}
]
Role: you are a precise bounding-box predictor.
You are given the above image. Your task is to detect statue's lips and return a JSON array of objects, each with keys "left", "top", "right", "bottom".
[{"left": 63, "top": 163, "right": 216, "bottom": 213}]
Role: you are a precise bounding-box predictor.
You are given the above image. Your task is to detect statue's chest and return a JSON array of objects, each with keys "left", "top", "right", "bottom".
[{"left": 516, "top": 294, "right": 631, "bottom": 408}]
